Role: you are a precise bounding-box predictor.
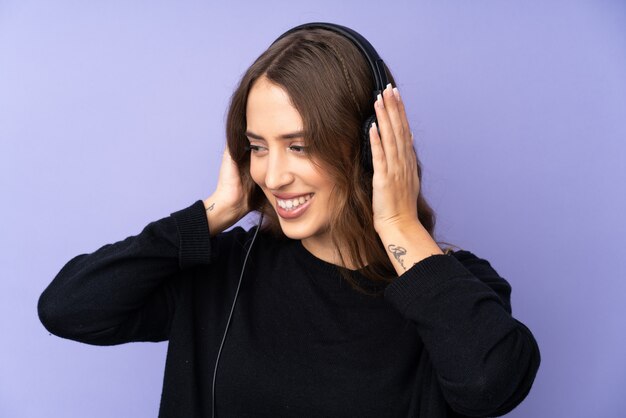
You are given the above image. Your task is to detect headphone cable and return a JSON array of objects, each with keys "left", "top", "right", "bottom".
[{"left": 211, "top": 213, "right": 264, "bottom": 418}]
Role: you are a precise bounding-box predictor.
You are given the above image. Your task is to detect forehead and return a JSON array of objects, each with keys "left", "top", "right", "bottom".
[{"left": 246, "top": 77, "right": 303, "bottom": 137}]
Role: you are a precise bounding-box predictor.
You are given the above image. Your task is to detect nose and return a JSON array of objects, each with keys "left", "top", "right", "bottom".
[{"left": 263, "top": 147, "right": 295, "bottom": 190}]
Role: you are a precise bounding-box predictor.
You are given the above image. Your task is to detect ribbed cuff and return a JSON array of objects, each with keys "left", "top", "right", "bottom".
[
  {"left": 383, "top": 253, "right": 472, "bottom": 315},
  {"left": 170, "top": 200, "right": 212, "bottom": 269}
]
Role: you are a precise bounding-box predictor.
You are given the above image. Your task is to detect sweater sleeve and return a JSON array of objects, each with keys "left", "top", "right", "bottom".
[
  {"left": 38, "top": 199, "right": 212, "bottom": 346},
  {"left": 383, "top": 250, "right": 540, "bottom": 417}
]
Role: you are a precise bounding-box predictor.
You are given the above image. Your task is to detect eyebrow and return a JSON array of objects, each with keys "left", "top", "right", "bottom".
[{"left": 245, "top": 130, "right": 305, "bottom": 141}]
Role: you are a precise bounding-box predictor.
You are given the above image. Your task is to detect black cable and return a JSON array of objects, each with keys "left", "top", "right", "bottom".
[{"left": 211, "top": 213, "right": 264, "bottom": 418}]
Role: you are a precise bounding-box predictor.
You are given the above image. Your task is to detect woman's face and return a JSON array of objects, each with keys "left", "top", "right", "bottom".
[{"left": 246, "top": 75, "right": 335, "bottom": 251}]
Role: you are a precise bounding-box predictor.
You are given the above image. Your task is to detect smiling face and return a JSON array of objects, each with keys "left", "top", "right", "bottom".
[{"left": 246, "top": 75, "right": 338, "bottom": 253}]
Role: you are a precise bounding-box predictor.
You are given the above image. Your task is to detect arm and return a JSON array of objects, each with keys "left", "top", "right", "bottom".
[
  {"left": 37, "top": 199, "right": 212, "bottom": 346},
  {"left": 377, "top": 220, "right": 444, "bottom": 275},
  {"left": 203, "top": 193, "right": 245, "bottom": 237},
  {"left": 370, "top": 84, "right": 539, "bottom": 415},
  {"left": 376, "top": 213, "right": 540, "bottom": 416},
  {"left": 39, "top": 142, "right": 251, "bottom": 345},
  {"left": 383, "top": 244, "right": 541, "bottom": 417}
]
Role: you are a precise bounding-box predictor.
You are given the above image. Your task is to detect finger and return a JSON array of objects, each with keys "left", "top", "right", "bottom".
[
  {"left": 383, "top": 84, "right": 407, "bottom": 154},
  {"left": 392, "top": 87, "right": 417, "bottom": 165},
  {"left": 392, "top": 87, "right": 411, "bottom": 138},
  {"left": 404, "top": 132, "right": 416, "bottom": 171},
  {"left": 369, "top": 122, "right": 387, "bottom": 175},
  {"left": 374, "top": 92, "right": 398, "bottom": 163}
]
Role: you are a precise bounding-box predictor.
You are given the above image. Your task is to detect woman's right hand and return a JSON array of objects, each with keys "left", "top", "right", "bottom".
[{"left": 203, "top": 147, "right": 251, "bottom": 235}]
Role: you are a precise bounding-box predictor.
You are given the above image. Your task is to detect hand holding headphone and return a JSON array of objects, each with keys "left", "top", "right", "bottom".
[
  {"left": 203, "top": 147, "right": 252, "bottom": 237},
  {"left": 369, "top": 83, "right": 420, "bottom": 233}
]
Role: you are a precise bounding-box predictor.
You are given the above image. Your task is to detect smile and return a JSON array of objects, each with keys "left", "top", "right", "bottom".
[
  {"left": 275, "top": 193, "right": 314, "bottom": 219},
  {"left": 276, "top": 193, "right": 314, "bottom": 210}
]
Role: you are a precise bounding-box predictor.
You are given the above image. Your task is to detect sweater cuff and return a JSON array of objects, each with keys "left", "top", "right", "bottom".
[
  {"left": 170, "top": 200, "right": 212, "bottom": 269},
  {"left": 383, "top": 253, "right": 472, "bottom": 315}
]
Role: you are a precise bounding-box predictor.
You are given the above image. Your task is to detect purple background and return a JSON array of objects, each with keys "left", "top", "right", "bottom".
[{"left": 2, "top": 1, "right": 625, "bottom": 417}]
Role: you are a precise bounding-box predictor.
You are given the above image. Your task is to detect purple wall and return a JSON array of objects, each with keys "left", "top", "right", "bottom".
[{"left": 2, "top": 1, "right": 625, "bottom": 417}]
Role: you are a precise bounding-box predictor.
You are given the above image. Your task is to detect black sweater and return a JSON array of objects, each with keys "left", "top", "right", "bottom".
[{"left": 38, "top": 200, "right": 540, "bottom": 417}]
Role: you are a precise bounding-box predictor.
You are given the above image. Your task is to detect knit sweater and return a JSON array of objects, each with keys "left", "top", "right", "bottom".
[{"left": 38, "top": 199, "right": 540, "bottom": 417}]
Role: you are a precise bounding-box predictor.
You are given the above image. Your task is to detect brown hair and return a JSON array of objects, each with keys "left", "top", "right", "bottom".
[{"left": 226, "top": 27, "right": 460, "bottom": 295}]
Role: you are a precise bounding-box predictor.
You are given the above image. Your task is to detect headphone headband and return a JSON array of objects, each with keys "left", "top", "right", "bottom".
[{"left": 270, "top": 22, "right": 389, "bottom": 100}]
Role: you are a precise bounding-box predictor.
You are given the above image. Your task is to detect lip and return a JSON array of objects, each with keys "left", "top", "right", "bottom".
[
  {"left": 275, "top": 194, "right": 314, "bottom": 220},
  {"left": 273, "top": 192, "right": 314, "bottom": 199}
]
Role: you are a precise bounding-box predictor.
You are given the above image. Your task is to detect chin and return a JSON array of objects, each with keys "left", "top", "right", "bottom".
[{"left": 278, "top": 222, "right": 312, "bottom": 240}]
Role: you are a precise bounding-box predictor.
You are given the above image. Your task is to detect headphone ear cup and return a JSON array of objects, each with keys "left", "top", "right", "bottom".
[{"left": 361, "top": 114, "right": 378, "bottom": 175}]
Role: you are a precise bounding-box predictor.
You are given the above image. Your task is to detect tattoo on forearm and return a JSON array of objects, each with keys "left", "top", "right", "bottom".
[
  {"left": 206, "top": 202, "right": 215, "bottom": 212},
  {"left": 387, "top": 244, "right": 408, "bottom": 270}
]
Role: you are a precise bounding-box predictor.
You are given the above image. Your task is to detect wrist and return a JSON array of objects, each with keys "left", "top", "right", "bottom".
[
  {"left": 377, "top": 221, "right": 443, "bottom": 276},
  {"left": 374, "top": 216, "right": 421, "bottom": 235},
  {"left": 203, "top": 195, "right": 240, "bottom": 237}
]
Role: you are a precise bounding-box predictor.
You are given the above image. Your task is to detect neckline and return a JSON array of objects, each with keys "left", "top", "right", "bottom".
[
  {"left": 291, "top": 239, "right": 388, "bottom": 292},
  {"left": 292, "top": 239, "right": 351, "bottom": 276}
]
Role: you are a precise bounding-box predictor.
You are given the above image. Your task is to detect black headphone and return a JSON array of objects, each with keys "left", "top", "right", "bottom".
[{"left": 211, "top": 22, "right": 388, "bottom": 417}]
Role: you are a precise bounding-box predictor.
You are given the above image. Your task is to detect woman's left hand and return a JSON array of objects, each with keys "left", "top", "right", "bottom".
[{"left": 369, "top": 83, "right": 420, "bottom": 233}]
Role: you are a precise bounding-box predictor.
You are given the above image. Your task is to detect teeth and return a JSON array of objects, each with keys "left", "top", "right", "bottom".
[{"left": 277, "top": 193, "right": 313, "bottom": 210}]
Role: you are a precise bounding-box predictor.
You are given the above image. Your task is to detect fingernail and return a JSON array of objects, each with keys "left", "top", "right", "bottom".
[
  {"left": 393, "top": 87, "right": 400, "bottom": 101},
  {"left": 377, "top": 93, "right": 384, "bottom": 108}
]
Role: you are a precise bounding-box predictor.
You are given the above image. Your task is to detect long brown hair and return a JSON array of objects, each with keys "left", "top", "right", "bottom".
[{"left": 226, "top": 27, "right": 460, "bottom": 295}]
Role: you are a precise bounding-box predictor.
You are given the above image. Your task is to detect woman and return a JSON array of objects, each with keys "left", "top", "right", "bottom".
[{"left": 38, "top": 24, "right": 540, "bottom": 417}]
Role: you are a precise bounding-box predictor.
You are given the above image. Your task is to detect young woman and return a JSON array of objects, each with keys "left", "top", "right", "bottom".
[{"left": 38, "top": 24, "right": 540, "bottom": 417}]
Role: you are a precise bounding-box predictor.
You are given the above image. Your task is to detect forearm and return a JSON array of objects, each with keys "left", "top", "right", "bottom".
[
  {"left": 377, "top": 220, "right": 444, "bottom": 276},
  {"left": 383, "top": 251, "right": 541, "bottom": 415},
  {"left": 203, "top": 194, "right": 241, "bottom": 237},
  {"left": 38, "top": 200, "right": 210, "bottom": 344}
]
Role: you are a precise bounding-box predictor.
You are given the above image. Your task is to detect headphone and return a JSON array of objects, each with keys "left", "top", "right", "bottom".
[{"left": 211, "top": 22, "right": 389, "bottom": 417}]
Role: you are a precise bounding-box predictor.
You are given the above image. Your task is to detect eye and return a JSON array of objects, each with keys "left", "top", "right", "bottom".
[
  {"left": 245, "top": 144, "right": 308, "bottom": 155},
  {"left": 246, "top": 144, "right": 265, "bottom": 153},
  {"left": 289, "top": 145, "right": 308, "bottom": 154}
]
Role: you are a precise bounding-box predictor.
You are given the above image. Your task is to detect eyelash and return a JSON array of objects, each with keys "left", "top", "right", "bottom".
[{"left": 246, "top": 145, "right": 309, "bottom": 155}]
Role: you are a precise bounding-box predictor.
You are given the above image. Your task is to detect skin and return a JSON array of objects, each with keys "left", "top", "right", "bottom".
[
  {"left": 206, "top": 75, "right": 444, "bottom": 275},
  {"left": 245, "top": 75, "right": 342, "bottom": 266},
  {"left": 369, "top": 83, "right": 444, "bottom": 274}
]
